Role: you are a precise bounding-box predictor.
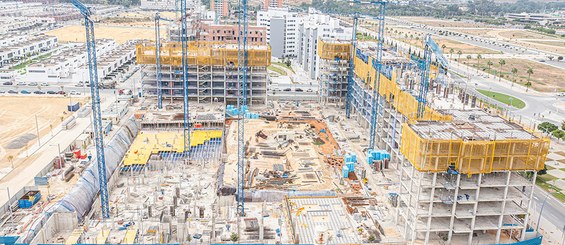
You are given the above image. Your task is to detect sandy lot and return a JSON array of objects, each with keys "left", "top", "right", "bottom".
[
  {"left": 46, "top": 24, "right": 164, "bottom": 44},
  {"left": 398, "top": 37, "right": 497, "bottom": 55},
  {"left": 0, "top": 96, "right": 72, "bottom": 167},
  {"left": 467, "top": 58, "right": 564, "bottom": 92},
  {"left": 402, "top": 16, "right": 485, "bottom": 28}
]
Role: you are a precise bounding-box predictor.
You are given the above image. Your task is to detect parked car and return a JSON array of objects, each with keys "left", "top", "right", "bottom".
[
  {"left": 192, "top": 234, "right": 202, "bottom": 239},
  {"left": 34, "top": 90, "right": 45, "bottom": 94},
  {"left": 70, "top": 90, "right": 81, "bottom": 95},
  {"left": 306, "top": 88, "right": 313, "bottom": 93},
  {"left": 17, "top": 82, "right": 26, "bottom": 86},
  {"left": 8, "top": 90, "right": 18, "bottom": 94},
  {"left": 40, "top": 82, "right": 49, "bottom": 86},
  {"left": 28, "top": 82, "right": 38, "bottom": 86},
  {"left": 283, "top": 88, "right": 291, "bottom": 92},
  {"left": 57, "top": 91, "right": 66, "bottom": 95},
  {"left": 2, "top": 81, "right": 13, "bottom": 85},
  {"left": 295, "top": 88, "right": 303, "bottom": 92},
  {"left": 0, "top": 90, "right": 5, "bottom": 93},
  {"left": 557, "top": 92, "right": 565, "bottom": 97},
  {"left": 46, "top": 90, "right": 57, "bottom": 94},
  {"left": 20, "top": 90, "right": 31, "bottom": 94}
]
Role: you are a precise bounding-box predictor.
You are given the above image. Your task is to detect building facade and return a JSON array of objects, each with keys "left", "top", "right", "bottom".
[{"left": 256, "top": 8, "right": 299, "bottom": 58}]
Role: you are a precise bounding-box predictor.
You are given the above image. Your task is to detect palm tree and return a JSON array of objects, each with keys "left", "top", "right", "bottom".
[
  {"left": 441, "top": 44, "right": 447, "bottom": 53},
  {"left": 487, "top": 61, "right": 493, "bottom": 77},
  {"left": 526, "top": 67, "right": 534, "bottom": 92},
  {"left": 498, "top": 59, "right": 506, "bottom": 82},
  {"left": 466, "top": 55, "right": 472, "bottom": 72},
  {"left": 449, "top": 48, "right": 454, "bottom": 59},
  {"left": 511, "top": 67, "right": 518, "bottom": 87},
  {"left": 457, "top": 50, "right": 463, "bottom": 60}
]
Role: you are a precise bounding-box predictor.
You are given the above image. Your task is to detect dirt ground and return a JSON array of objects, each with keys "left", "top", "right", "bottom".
[
  {"left": 46, "top": 24, "right": 165, "bottom": 44},
  {"left": 466, "top": 58, "right": 564, "bottom": 92},
  {"left": 398, "top": 37, "right": 497, "bottom": 55},
  {"left": 0, "top": 96, "right": 71, "bottom": 168},
  {"left": 402, "top": 16, "right": 485, "bottom": 28}
]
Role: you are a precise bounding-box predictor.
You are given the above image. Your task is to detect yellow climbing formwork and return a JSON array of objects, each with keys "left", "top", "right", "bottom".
[
  {"left": 353, "top": 53, "right": 452, "bottom": 122},
  {"left": 317, "top": 39, "right": 351, "bottom": 60},
  {"left": 123, "top": 130, "right": 223, "bottom": 166},
  {"left": 400, "top": 124, "right": 550, "bottom": 174},
  {"left": 136, "top": 42, "right": 272, "bottom": 67}
]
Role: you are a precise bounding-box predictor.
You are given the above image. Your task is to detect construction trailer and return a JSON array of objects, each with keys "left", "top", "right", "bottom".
[{"left": 136, "top": 41, "right": 271, "bottom": 105}]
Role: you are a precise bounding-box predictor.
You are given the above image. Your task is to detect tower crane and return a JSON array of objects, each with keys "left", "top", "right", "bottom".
[
  {"left": 416, "top": 34, "right": 448, "bottom": 119},
  {"left": 180, "top": 0, "right": 191, "bottom": 152},
  {"left": 346, "top": 13, "right": 358, "bottom": 119},
  {"left": 236, "top": 0, "right": 249, "bottom": 216},
  {"left": 154, "top": 12, "right": 174, "bottom": 110},
  {"left": 71, "top": 0, "right": 109, "bottom": 219},
  {"left": 352, "top": 0, "right": 387, "bottom": 150}
]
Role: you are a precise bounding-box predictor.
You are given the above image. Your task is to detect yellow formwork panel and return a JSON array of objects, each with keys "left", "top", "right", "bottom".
[
  {"left": 136, "top": 42, "right": 271, "bottom": 67},
  {"left": 317, "top": 39, "right": 351, "bottom": 60},
  {"left": 353, "top": 54, "right": 451, "bottom": 122},
  {"left": 123, "top": 130, "right": 223, "bottom": 166},
  {"left": 400, "top": 123, "right": 550, "bottom": 174},
  {"left": 65, "top": 229, "right": 84, "bottom": 245}
]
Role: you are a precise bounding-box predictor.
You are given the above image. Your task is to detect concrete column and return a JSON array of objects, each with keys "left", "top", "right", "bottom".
[
  {"left": 447, "top": 173, "right": 462, "bottom": 243},
  {"left": 424, "top": 172, "right": 438, "bottom": 244},
  {"left": 469, "top": 173, "right": 483, "bottom": 244},
  {"left": 521, "top": 171, "right": 537, "bottom": 241},
  {"left": 495, "top": 171, "right": 512, "bottom": 243}
]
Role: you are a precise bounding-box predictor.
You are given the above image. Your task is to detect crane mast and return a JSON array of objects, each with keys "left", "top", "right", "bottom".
[
  {"left": 346, "top": 14, "right": 358, "bottom": 119},
  {"left": 180, "top": 0, "right": 191, "bottom": 152},
  {"left": 236, "top": 0, "right": 249, "bottom": 216},
  {"left": 71, "top": 0, "right": 110, "bottom": 219}
]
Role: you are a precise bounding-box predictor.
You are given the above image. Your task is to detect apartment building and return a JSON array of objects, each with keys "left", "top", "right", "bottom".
[
  {"left": 140, "top": 0, "right": 176, "bottom": 10},
  {"left": 73, "top": 43, "right": 136, "bottom": 84},
  {"left": 0, "top": 33, "right": 58, "bottom": 68},
  {"left": 137, "top": 42, "right": 271, "bottom": 105},
  {"left": 210, "top": 0, "right": 229, "bottom": 18},
  {"left": 199, "top": 22, "right": 267, "bottom": 44},
  {"left": 25, "top": 39, "right": 116, "bottom": 83},
  {"left": 256, "top": 8, "right": 299, "bottom": 58},
  {"left": 297, "top": 11, "right": 351, "bottom": 80},
  {"left": 262, "top": 0, "right": 284, "bottom": 11},
  {"left": 0, "top": 17, "right": 49, "bottom": 34}
]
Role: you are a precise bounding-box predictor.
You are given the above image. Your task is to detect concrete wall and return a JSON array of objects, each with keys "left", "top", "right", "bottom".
[
  {"left": 270, "top": 17, "right": 286, "bottom": 58},
  {"left": 29, "top": 212, "right": 77, "bottom": 244}
]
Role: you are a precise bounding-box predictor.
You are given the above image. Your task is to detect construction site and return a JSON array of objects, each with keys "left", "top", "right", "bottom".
[{"left": 0, "top": 0, "right": 557, "bottom": 245}]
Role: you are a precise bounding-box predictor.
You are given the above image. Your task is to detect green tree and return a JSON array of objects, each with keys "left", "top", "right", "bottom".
[
  {"left": 511, "top": 67, "right": 518, "bottom": 87},
  {"left": 230, "top": 233, "right": 239, "bottom": 242},
  {"left": 476, "top": 54, "right": 482, "bottom": 74},
  {"left": 498, "top": 59, "right": 505, "bottom": 82},
  {"left": 526, "top": 67, "right": 534, "bottom": 91},
  {"left": 487, "top": 60, "right": 493, "bottom": 72},
  {"left": 562, "top": 120, "right": 565, "bottom": 130},
  {"left": 552, "top": 129, "right": 565, "bottom": 140},
  {"left": 538, "top": 122, "right": 558, "bottom": 134}
]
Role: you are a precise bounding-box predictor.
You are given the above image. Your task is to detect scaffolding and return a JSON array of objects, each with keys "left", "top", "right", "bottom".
[
  {"left": 136, "top": 42, "right": 272, "bottom": 67},
  {"left": 353, "top": 53, "right": 451, "bottom": 122},
  {"left": 400, "top": 123, "right": 549, "bottom": 174},
  {"left": 317, "top": 39, "right": 351, "bottom": 61}
]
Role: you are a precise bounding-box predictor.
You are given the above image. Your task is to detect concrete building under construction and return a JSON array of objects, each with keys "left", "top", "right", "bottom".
[{"left": 137, "top": 41, "right": 271, "bottom": 105}]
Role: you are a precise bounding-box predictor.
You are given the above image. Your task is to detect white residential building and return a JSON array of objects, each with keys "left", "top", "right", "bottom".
[
  {"left": 73, "top": 43, "right": 136, "bottom": 84},
  {"left": 0, "top": 33, "right": 58, "bottom": 68},
  {"left": 25, "top": 39, "right": 117, "bottom": 84},
  {"left": 297, "top": 11, "right": 351, "bottom": 80},
  {"left": 257, "top": 7, "right": 300, "bottom": 58}
]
